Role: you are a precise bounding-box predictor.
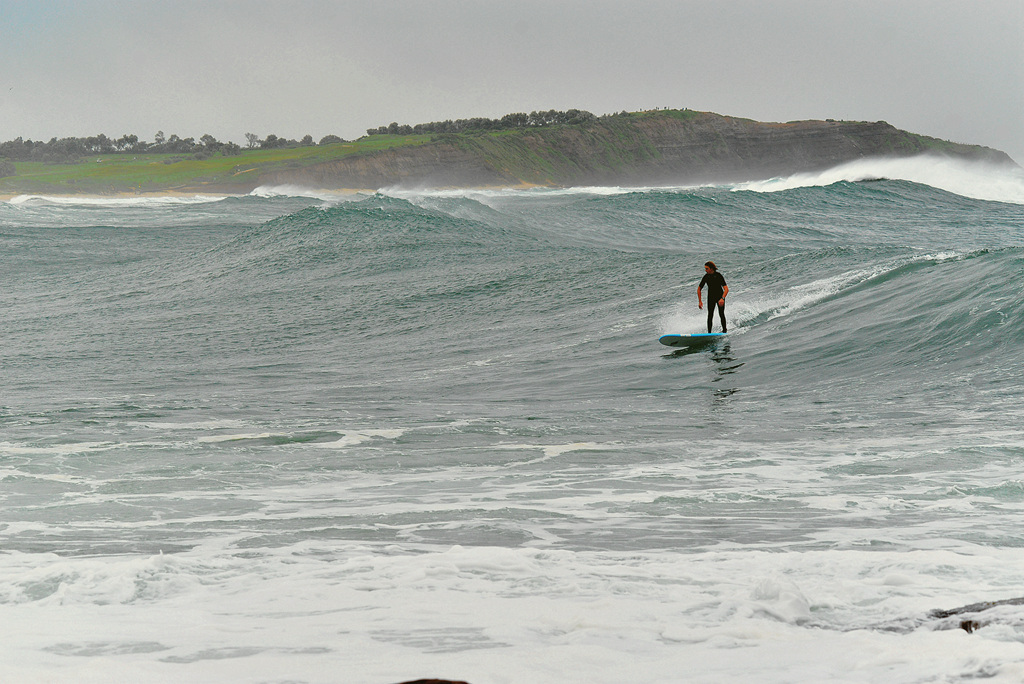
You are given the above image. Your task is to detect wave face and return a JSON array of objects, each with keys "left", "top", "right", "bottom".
[{"left": 3, "top": 163, "right": 1024, "bottom": 682}]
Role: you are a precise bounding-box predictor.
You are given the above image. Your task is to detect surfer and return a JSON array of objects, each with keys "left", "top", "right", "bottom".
[{"left": 697, "top": 261, "right": 728, "bottom": 333}]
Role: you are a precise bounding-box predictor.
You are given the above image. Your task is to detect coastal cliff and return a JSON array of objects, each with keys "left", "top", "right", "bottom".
[
  {"left": 1, "top": 109, "right": 1015, "bottom": 196},
  {"left": 258, "top": 110, "right": 1014, "bottom": 191}
]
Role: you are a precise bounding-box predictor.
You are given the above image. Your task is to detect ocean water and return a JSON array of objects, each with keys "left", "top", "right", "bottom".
[{"left": 3, "top": 156, "right": 1024, "bottom": 683}]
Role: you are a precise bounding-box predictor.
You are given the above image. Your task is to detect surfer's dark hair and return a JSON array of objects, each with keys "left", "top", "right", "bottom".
[{"left": 704, "top": 261, "right": 717, "bottom": 272}]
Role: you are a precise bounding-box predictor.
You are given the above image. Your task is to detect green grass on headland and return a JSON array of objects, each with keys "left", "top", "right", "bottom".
[{"left": 0, "top": 135, "right": 432, "bottom": 196}]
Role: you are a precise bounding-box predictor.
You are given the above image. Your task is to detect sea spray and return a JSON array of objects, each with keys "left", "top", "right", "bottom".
[{"left": 735, "top": 155, "right": 1024, "bottom": 204}]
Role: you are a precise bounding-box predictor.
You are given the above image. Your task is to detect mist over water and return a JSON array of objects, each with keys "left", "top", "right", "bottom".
[{"left": 3, "top": 157, "right": 1024, "bottom": 683}]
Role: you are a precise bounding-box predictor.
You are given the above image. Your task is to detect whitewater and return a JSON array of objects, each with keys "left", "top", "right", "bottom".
[{"left": 2, "top": 156, "right": 1024, "bottom": 683}]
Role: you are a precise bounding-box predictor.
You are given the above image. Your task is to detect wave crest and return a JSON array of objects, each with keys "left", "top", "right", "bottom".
[{"left": 734, "top": 155, "right": 1024, "bottom": 205}]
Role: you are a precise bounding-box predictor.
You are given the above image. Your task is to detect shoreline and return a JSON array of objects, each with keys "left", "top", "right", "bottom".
[
  {"left": 1, "top": 189, "right": 247, "bottom": 202},
  {"left": 0, "top": 182, "right": 550, "bottom": 203}
]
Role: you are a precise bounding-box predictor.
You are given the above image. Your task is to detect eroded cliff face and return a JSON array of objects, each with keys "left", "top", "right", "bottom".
[
  {"left": 620, "top": 116, "right": 907, "bottom": 182},
  {"left": 258, "top": 111, "right": 1013, "bottom": 191},
  {"left": 261, "top": 143, "right": 516, "bottom": 191}
]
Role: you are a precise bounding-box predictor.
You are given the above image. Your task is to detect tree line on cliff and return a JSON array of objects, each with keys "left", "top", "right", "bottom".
[
  {"left": 2, "top": 108, "right": 608, "bottom": 170},
  {"left": 0, "top": 131, "right": 348, "bottom": 167},
  {"left": 366, "top": 109, "right": 598, "bottom": 136}
]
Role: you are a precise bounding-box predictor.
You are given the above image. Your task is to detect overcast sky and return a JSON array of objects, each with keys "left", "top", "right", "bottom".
[{"left": 2, "top": 0, "right": 1022, "bottom": 163}]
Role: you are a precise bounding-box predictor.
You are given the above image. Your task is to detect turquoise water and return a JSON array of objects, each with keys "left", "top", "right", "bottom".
[{"left": 3, "top": 158, "right": 1024, "bottom": 682}]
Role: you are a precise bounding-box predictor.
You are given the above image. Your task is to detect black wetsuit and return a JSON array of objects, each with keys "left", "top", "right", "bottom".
[{"left": 699, "top": 271, "right": 727, "bottom": 333}]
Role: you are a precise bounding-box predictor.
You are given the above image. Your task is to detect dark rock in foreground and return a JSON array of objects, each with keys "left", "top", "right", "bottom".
[
  {"left": 872, "top": 596, "right": 1024, "bottom": 634},
  {"left": 929, "top": 596, "right": 1024, "bottom": 633}
]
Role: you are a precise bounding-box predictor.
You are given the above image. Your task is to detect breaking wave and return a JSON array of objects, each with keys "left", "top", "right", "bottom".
[{"left": 735, "top": 155, "right": 1024, "bottom": 204}]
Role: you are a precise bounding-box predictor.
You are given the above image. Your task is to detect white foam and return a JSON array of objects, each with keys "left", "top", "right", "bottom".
[
  {"left": 248, "top": 184, "right": 361, "bottom": 202},
  {"left": 378, "top": 184, "right": 705, "bottom": 210},
  {"left": 6, "top": 194, "right": 228, "bottom": 207},
  {"left": 734, "top": 155, "right": 1024, "bottom": 205},
  {"left": 0, "top": 468, "right": 86, "bottom": 483},
  {"left": 493, "top": 441, "right": 611, "bottom": 465},
  {"left": 2, "top": 545, "right": 1024, "bottom": 683},
  {"left": 314, "top": 428, "right": 406, "bottom": 448},
  {"left": 196, "top": 432, "right": 290, "bottom": 444},
  {"left": 0, "top": 440, "right": 119, "bottom": 456},
  {"left": 126, "top": 419, "right": 248, "bottom": 431}
]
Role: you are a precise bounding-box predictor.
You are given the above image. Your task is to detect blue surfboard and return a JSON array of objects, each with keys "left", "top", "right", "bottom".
[{"left": 659, "top": 332, "right": 727, "bottom": 347}]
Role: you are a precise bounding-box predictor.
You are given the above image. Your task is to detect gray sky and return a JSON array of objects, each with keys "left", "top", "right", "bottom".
[{"left": 2, "top": 0, "right": 1022, "bottom": 163}]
